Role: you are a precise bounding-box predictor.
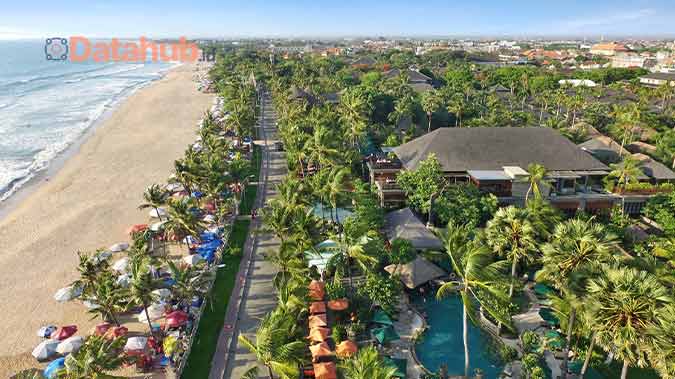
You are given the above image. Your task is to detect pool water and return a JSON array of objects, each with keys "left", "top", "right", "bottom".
[{"left": 414, "top": 294, "right": 504, "bottom": 379}]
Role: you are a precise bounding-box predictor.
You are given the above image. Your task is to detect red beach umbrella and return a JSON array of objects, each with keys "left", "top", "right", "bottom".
[
  {"left": 127, "top": 224, "right": 148, "bottom": 235},
  {"left": 93, "top": 323, "right": 111, "bottom": 336},
  {"left": 165, "top": 310, "right": 189, "bottom": 328},
  {"left": 103, "top": 326, "right": 128, "bottom": 340},
  {"left": 51, "top": 325, "right": 77, "bottom": 340}
]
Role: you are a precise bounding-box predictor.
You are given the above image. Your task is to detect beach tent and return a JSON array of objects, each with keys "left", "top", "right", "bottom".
[
  {"left": 112, "top": 257, "right": 130, "bottom": 273},
  {"left": 183, "top": 254, "right": 204, "bottom": 266},
  {"left": 54, "top": 285, "right": 82, "bottom": 302},
  {"left": 309, "top": 302, "right": 327, "bottom": 314},
  {"left": 56, "top": 336, "right": 84, "bottom": 355},
  {"left": 37, "top": 325, "right": 57, "bottom": 338},
  {"left": 308, "top": 314, "right": 328, "bottom": 329},
  {"left": 124, "top": 336, "right": 148, "bottom": 352},
  {"left": 383, "top": 208, "right": 443, "bottom": 250},
  {"left": 43, "top": 358, "right": 65, "bottom": 379},
  {"left": 148, "top": 207, "right": 167, "bottom": 218},
  {"left": 165, "top": 310, "right": 189, "bottom": 328},
  {"left": 309, "top": 342, "right": 334, "bottom": 359},
  {"left": 313, "top": 362, "right": 337, "bottom": 379},
  {"left": 385, "top": 256, "right": 446, "bottom": 289},
  {"left": 307, "top": 327, "right": 330, "bottom": 343},
  {"left": 372, "top": 310, "right": 394, "bottom": 326},
  {"left": 108, "top": 242, "right": 129, "bottom": 252},
  {"left": 327, "top": 299, "right": 349, "bottom": 311},
  {"left": 336, "top": 340, "right": 358, "bottom": 358},
  {"left": 51, "top": 325, "right": 77, "bottom": 341},
  {"left": 373, "top": 326, "right": 400, "bottom": 344},
  {"left": 32, "top": 340, "right": 59, "bottom": 361}
]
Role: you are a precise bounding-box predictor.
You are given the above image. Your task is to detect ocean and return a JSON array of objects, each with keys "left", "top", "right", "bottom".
[{"left": 0, "top": 40, "right": 174, "bottom": 201}]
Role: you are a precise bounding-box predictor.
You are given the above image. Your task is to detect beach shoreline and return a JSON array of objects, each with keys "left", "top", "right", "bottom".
[{"left": 0, "top": 62, "right": 214, "bottom": 377}]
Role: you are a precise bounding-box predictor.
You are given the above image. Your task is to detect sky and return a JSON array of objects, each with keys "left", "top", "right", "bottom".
[{"left": 1, "top": 0, "right": 674, "bottom": 40}]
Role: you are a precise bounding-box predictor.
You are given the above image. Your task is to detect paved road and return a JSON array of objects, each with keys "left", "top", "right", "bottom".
[{"left": 209, "top": 93, "right": 286, "bottom": 379}]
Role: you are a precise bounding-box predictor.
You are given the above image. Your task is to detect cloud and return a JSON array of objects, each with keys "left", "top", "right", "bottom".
[
  {"left": 0, "top": 26, "right": 43, "bottom": 40},
  {"left": 557, "top": 8, "right": 656, "bottom": 31}
]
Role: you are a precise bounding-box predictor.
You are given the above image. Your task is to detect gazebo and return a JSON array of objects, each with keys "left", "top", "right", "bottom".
[
  {"left": 384, "top": 208, "right": 443, "bottom": 250},
  {"left": 385, "top": 256, "right": 446, "bottom": 289}
]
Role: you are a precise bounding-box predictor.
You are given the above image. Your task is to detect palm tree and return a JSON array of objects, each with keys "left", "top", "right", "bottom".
[
  {"left": 240, "top": 367, "right": 260, "bottom": 379},
  {"left": 645, "top": 304, "right": 675, "bottom": 379},
  {"left": 421, "top": 90, "right": 444, "bottom": 133},
  {"left": 326, "top": 166, "right": 351, "bottom": 223},
  {"left": 436, "top": 222, "right": 512, "bottom": 378},
  {"left": 266, "top": 239, "right": 308, "bottom": 290},
  {"left": 163, "top": 198, "right": 204, "bottom": 245},
  {"left": 303, "top": 125, "right": 339, "bottom": 171},
  {"left": 72, "top": 251, "right": 111, "bottom": 298},
  {"left": 448, "top": 93, "right": 467, "bottom": 127},
  {"left": 128, "top": 258, "right": 159, "bottom": 336},
  {"left": 586, "top": 266, "right": 672, "bottom": 379},
  {"left": 537, "top": 219, "right": 618, "bottom": 378},
  {"left": 485, "top": 206, "right": 537, "bottom": 298},
  {"left": 165, "top": 259, "right": 214, "bottom": 313},
  {"left": 85, "top": 272, "right": 126, "bottom": 326},
  {"left": 261, "top": 199, "right": 293, "bottom": 243},
  {"left": 525, "top": 163, "right": 548, "bottom": 202},
  {"left": 238, "top": 309, "right": 305, "bottom": 379},
  {"left": 324, "top": 235, "right": 378, "bottom": 291},
  {"left": 339, "top": 345, "right": 398, "bottom": 379},
  {"left": 59, "top": 336, "right": 126, "bottom": 379},
  {"left": 138, "top": 184, "right": 168, "bottom": 221},
  {"left": 339, "top": 89, "right": 371, "bottom": 147},
  {"left": 606, "top": 156, "right": 642, "bottom": 194}
]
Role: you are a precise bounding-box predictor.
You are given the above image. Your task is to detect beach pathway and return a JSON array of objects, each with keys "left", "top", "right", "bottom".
[{"left": 209, "top": 92, "right": 285, "bottom": 379}]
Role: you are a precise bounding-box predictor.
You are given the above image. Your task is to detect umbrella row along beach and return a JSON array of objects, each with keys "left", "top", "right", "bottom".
[{"left": 24, "top": 93, "right": 256, "bottom": 378}]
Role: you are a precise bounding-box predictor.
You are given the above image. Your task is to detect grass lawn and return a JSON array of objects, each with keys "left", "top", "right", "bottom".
[
  {"left": 181, "top": 219, "right": 251, "bottom": 378},
  {"left": 239, "top": 185, "right": 258, "bottom": 215},
  {"left": 252, "top": 144, "right": 262, "bottom": 180}
]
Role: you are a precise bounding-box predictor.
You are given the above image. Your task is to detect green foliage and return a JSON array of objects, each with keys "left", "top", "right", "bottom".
[
  {"left": 521, "top": 331, "right": 541, "bottom": 353},
  {"left": 435, "top": 184, "right": 498, "bottom": 228},
  {"left": 643, "top": 191, "right": 675, "bottom": 237},
  {"left": 396, "top": 154, "right": 445, "bottom": 215},
  {"left": 325, "top": 280, "right": 348, "bottom": 300},
  {"left": 357, "top": 273, "right": 401, "bottom": 315},
  {"left": 332, "top": 324, "right": 346, "bottom": 344},
  {"left": 389, "top": 238, "right": 416, "bottom": 265}
]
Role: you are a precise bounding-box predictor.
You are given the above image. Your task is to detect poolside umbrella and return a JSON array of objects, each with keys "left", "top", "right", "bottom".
[
  {"left": 56, "top": 336, "right": 84, "bottom": 355},
  {"left": 124, "top": 336, "right": 148, "bottom": 352},
  {"left": 54, "top": 285, "right": 82, "bottom": 302},
  {"left": 539, "top": 307, "right": 560, "bottom": 326},
  {"left": 182, "top": 254, "right": 204, "bottom": 266},
  {"left": 327, "top": 299, "right": 349, "bottom": 311},
  {"left": 127, "top": 224, "right": 148, "bottom": 235},
  {"left": 544, "top": 330, "right": 564, "bottom": 350},
  {"left": 534, "top": 283, "right": 555, "bottom": 298},
  {"left": 37, "top": 325, "right": 57, "bottom": 338},
  {"left": 108, "top": 242, "right": 129, "bottom": 252},
  {"left": 91, "top": 323, "right": 111, "bottom": 337},
  {"left": 165, "top": 310, "right": 189, "bottom": 328},
  {"left": 112, "top": 257, "right": 130, "bottom": 272},
  {"left": 372, "top": 310, "right": 394, "bottom": 326},
  {"left": 43, "top": 358, "right": 65, "bottom": 379},
  {"left": 103, "top": 326, "right": 128, "bottom": 340},
  {"left": 149, "top": 207, "right": 167, "bottom": 218},
  {"left": 32, "top": 340, "right": 59, "bottom": 361},
  {"left": 372, "top": 326, "right": 400, "bottom": 344},
  {"left": 336, "top": 340, "right": 358, "bottom": 358},
  {"left": 313, "top": 362, "right": 337, "bottom": 379},
  {"left": 51, "top": 325, "right": 77, "bottom": 340},
  {"left": 308, "top": 314, "right": 328, "bottom": 329},
  {"left": 310, "top": 342, "right": 334, "bottom": 359},
  {"left": 307, "top": 327, "right": 330, "bottom": 343},
  {"left": 309, "top": 301, "right": 327, "bottom": 314},
  {"left": 383, "top": 356, "right": 407, "bottom": 378},
  {"left": 385, "top": 256, "right": 446, "bottom": 289}
]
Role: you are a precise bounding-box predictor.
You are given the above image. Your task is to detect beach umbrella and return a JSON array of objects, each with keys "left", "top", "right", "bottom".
[
  {"left": 308, "top": 314, "right": 327, "bottom": 329},
  {"left": 309, "top": 302, "right": 326, "bottom": 314},
  {"left": 307, "top": 327, "right": 330, "bottom": 343},
  {"left": 163, "top": 335, "right": 178, "bottom": 356},
  {"left": 108, "top": 242, "right": 129, "bottom": 252},
  {"left": 31, "top": 340, "right": 59, "bottom": 361},
  {"left": 336, "top": 340, "right": 358, "bottom": 358},
  {"left": 137, "top": 303, "right": 165, "bottom": 323},
  {"left": 539, "top": 307, "right": 560, "bottom": 326},
  {"left": 91, "top": 251, "right": 112, "bottom": 264},
  {"left": 148, "top": 207, "right": 167, "bottom": 218},
  {"left": 83, "top": 300, "right": 100, "bottom": 310},
  {"left": 203, "top": 214, "right": 216, "bottom": 223},
  {"left": 309, "top": 342, "right": 334, "bottom": 359},
  {"left": 165, "top": 183, "right": 184, "bottom": 192},
  {"left": 112, "top": 257, "right": 130, "bottom": 272},
  {"left": 165, "top": 310, "right": 189, "bottom": 328},
  {"left": 152, "top": 288, "right": 172, "bottom": 300},
  {"left": 51, "top": 325, "right": 77, "bottom": 341},
  {"left": 56, "top": 336, "right": 84, "bottom": 355},
  {"left": 124, "top": 336, "right": 148, "bottom": 352},
  {"left": 372, "top": 326, "right": 400, "bottom": 344},
  {"left": 150, "top": 221, "right": 167, "bottom": 232},
  {"left": 43, "top": 358, "right": 65, "bottom": 379},
  {"left": 93, "top": 323, "right": 111, "bottom": 336},
  {"left": 54, "top": 286, "right": 82, "bottom": 302},
  {"left": 313, "top": 362, "right": 337, "bottom": 379},
  {"left": 127, "top": 224, "right": 148, "bottom": 235},
  {"left": 327, "top": 299, "right": 349, "bottom": 311},
  {"left": 103, "top": 326, "right": 128, "bottom": 340},
  {"left": 372, "top": 309, "right": 394, "bottom": 326},
  {"left": 116, "top": 274, "right": 131, "bottom": 288},
  {"left": 183, "top": 254, "right": 204, "bottom": 266},
  {"left": 37, "top": 325, "right": 57, "bottom": 338},
  {"left": 182, "top": 235, "right": 198, "bottom": 245}
]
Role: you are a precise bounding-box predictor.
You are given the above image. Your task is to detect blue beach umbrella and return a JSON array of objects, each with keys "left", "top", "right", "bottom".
[{"left": 43, "top": 357, "right": 65, "bottom": 378}]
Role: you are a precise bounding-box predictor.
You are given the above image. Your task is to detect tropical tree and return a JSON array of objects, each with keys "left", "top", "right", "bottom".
[
  {"left": 138, "top": 184, "right": 168, "bottom": 221},
  {"left": 339, "top": 345, "right": 398, "bottom": 379},
  {"left": 421, "top": 90, "right": 444, "bottom": 133},
  {"left": 525, "top": 163, "right": 548, "bottom": 202},
  {"left": 323, "top": 234, "right": 378, "bottom": 291},
  {"left": 58, "top": 336, "right": 127, "bottom": 379},
  {"left": 606, "top": 156, "right": 642, "bottom": 193},
  {"left": 84, "top": 272, "right": 126, "bottom": 327},
  {"left": 586, "top": 266, "right": 672, "bottom": 379},
  {"left": 436, "top": 222, "right": 512, "bottom": 378},
  {"left": 645, "top": 304, "right": 675, "bottom": 379},
  {"left": 238, "top": 309, "right": 305, "bottom": 379},
  {"left": 326, "top": 166, "right": 351, "bottom": 223},
  {"left": 165, "top": 259, "right": 214, "bottom": 312},
  {"left": 127, "top": 258, "right": 159, "bottom": 335}
]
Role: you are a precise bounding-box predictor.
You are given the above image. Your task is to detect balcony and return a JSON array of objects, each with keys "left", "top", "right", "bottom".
[{"left": 367, "top": 159, "right": 402, "bottom": 171}]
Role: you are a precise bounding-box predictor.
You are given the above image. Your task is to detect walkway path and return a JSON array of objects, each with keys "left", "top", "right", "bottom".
[{"left": 209, "top": 92, "right": 286, "bottom": 379}]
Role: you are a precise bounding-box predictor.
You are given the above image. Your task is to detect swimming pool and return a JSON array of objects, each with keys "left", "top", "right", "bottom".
[{"left": 413, "top": 293, "right": 504, "bottom": 379}]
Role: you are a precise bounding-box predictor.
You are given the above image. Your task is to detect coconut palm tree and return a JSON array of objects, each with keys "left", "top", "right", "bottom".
[
  {"left": 85, "top": 272, "right": 126, "bottom": 327},
  {"left": 436, "top": 222, "right": 512, "bottom": 378},
  {"left": 261, "top": 199, "right": 293, "bottom": 243},
  {"left": 238, "top": 309, "right": 305, "bottom": 379},
  {"left": 266, "top": 239, "right": 309, "bottom": 290},
  {"left": 303, "top": 125, "right": 339, "bottom": 171},
  {"left": 537, "top": 219, "right": 618, "bottom": 377},
  {"left": 324, "top": 235, "right": 378, "bottom": 291},
  {"left": 58, "top": 336, "right": 126, "bottom": 379},
  {"left": 72, "top": 251, "right": 111, "bottom": 298},
  {"left": 485, "top": 206, "right": 537, "bottom": 298},
  {"left": 165, "top": 259, "right": 214, "bottom": 313},
  {"left": 326, "top": 166, "right": 351, "bottom": 223},
  {"left": 525, "top": 163, "right": 549, "bottom": 202},
  {"left": 138, "top": 184, "right": 168, "bottom": 221},
  {"left": 128, "top": 258, "right": 159, "bottom": 336},
  {"left": 339, "top": 345, "right": 398, "bottom": 379},
  {"left": 586, "top": 266, "right": 672, "bottom": 379},
  {"left": 645, "top": 304, "right": 675, "bottom": 379},
  {"left": 421, "top": 90, "right": 444, "bottom": 133},
  {"left": 606, "top": 156, "right": 642, "bottom": 194}
]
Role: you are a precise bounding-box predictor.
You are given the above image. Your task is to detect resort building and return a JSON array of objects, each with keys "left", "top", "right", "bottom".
[
  {"left": 368, "top": 127, "right": 619, "bottom": 214},
  {"left": 640, "top": 72, "right": 675, "bottom": 87}
]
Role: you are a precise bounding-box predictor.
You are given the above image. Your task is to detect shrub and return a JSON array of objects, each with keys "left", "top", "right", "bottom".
[
  {"left": 332, "top": 324, "right": 346, "bottom": 344},
  {"left": 521, "top": 331, "right": 541, "bottom": 353}
]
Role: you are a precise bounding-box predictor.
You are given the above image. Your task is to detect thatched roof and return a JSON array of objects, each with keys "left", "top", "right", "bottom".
[
  {"left": 385, "top": 256, "right": 446, "bottom": 289},
  {"left": 384, "top": 208, "right": 443, "bottom": 250}
]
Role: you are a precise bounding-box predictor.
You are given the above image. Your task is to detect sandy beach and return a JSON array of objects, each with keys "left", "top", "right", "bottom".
[{"left": 0, "top": 63, "right": 213, "bottom": 377}]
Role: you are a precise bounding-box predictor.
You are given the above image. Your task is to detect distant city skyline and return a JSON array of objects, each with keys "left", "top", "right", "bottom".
[{"left": 1, "top": 0, "right": 675, "bottom": 40}]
